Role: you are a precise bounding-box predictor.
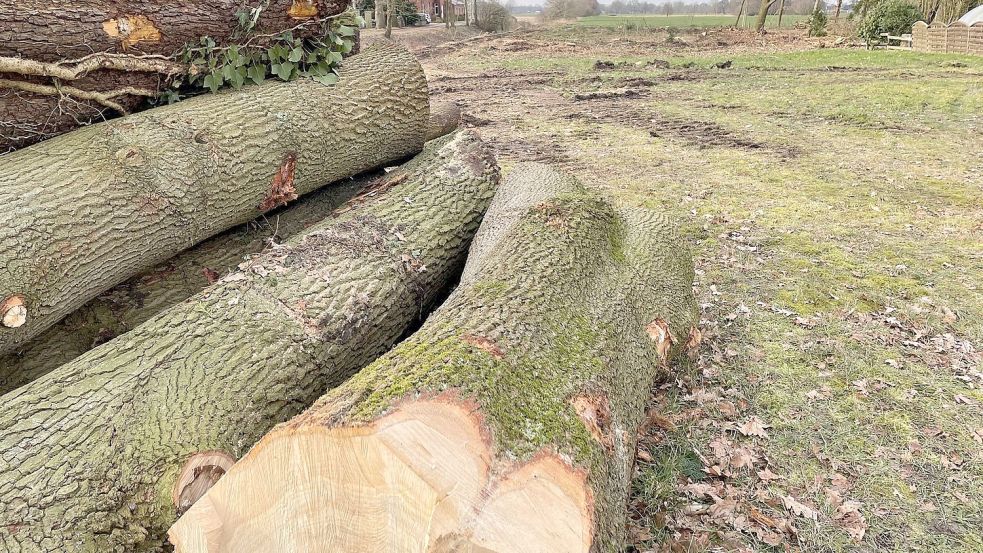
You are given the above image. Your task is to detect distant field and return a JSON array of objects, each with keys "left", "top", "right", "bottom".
[{"left": 576, "top": 13, "right": 811, "bottom": 28}]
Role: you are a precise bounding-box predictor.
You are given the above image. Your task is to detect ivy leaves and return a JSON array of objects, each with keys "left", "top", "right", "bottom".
[{"left": 164, "top": 15, "right": 359, "bottom": 103}]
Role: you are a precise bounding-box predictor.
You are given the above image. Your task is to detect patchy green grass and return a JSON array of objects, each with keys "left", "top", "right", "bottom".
[
  {"left": 424, "top": 24, "right": 982, "bottom": 553},
  {"left": 576, "top": 13, "right": 810, "bottom": 29}
]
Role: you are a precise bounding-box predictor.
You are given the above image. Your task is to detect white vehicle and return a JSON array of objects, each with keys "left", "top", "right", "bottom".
[{"left": 416, "top": 12, "right": 432, "bottom": 24}]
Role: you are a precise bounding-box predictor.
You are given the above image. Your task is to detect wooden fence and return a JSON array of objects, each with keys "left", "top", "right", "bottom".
[{"left": 912, "top": 21, "right": 983, "bottom": 54}]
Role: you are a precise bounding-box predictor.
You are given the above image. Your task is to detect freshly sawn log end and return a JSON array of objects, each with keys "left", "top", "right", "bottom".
[
  {"left": 169, "top": 398, "right": 592, "bottom": 552},
  {"left": 169, "top": 163, "right": 699, "bottom": 552},
  {"left": 0, "top": 295, "right": 26, "bottom": 328}
]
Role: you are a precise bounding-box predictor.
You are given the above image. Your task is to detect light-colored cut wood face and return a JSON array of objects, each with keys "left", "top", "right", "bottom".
[{"left": 169, "top": 401, "right": 592, "bottom": 553}]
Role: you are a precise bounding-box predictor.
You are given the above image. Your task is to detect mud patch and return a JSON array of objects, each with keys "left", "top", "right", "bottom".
[
  {"left": 488, "top": 136, "right": 571, "bottom": 164},
  {"left": 566, "top": 106, "right": 798, "bottom": 159},
  {"left": 573, "top": 89, "right": 644, "bottom": 101},
  {"left": 461, "top": 113, "right": 492, "bottom": 127},
  {"left": 594, "top": 59, "right": 670, "bottom": 71},
  {"left": 429, "top": 70, "right": 560, "bottom": 95}
]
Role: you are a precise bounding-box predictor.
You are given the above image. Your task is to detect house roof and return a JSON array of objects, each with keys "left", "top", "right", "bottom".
[{"left": 958, "top": 5, "right": 983, "bottom": 25}]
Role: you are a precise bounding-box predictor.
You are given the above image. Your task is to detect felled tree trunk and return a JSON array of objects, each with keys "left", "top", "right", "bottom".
[
  {"left": 0, "top": 130, "right": 499, "bottom": 553},
  {"left": 168, "top": 163, "right": 700, "bottom": 553},
  {"left": 425, "top": 101, "right": 462, "bottom": 141},
  {"left": 0, "top": 0, "right": 349, "bottom": 152},
  {"left": 0, "top": 42, "right": 429, "bottom": 357},
  {"left": 0, "top": 109, "right": 464, "bottom": 393},
  {"left": 0, "top": 179, "right": 366, "bottom": 395}
]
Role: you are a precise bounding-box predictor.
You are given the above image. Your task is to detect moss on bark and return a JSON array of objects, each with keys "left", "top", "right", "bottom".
[{"left": 171, "top": 163, "right": 698, "bottom": 552}]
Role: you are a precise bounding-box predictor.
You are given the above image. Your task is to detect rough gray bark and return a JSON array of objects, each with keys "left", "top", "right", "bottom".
[
  {"left": 0, "top": 41, "right": 429, "bottom": 356},
  {"left": 0, "top": 179, "right": 365, "bottom": 395},
  {"left": 0, "top": 0, "right": 351, "bottom": 152},
  {"left": 0, "top": 130, "right": 499, "bottom": 553},
  {"left": 168, "top": 163, "right": 700, "bottom": 552}
]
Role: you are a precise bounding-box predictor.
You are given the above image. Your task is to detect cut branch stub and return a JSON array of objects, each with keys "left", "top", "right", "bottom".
[
  {"left": 173, "top": 451, "right": 236, "bottom": 516},
  {"left": 1, "top": 295, "right": 26, "bottom": 328}
]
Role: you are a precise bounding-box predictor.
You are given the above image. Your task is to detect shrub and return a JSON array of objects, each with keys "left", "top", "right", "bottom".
[
  {"left": 544, "top": 0, "right": 599, "bottom": 19},
  {"left": 477, "top": 1, "right": 517, "bottom": 31},
  {"left": 393, "top": 0, "right": 422, "bottom": 25},
  {"left": 808, "top": 5, "right": 829, "bottom": 36},
  {"left": 856, "top": 0, "right": 922, "bottom": 43}
]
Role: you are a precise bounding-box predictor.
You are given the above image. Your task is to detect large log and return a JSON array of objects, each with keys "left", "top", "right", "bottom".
[
  {"left": 0, "top": 110, "right": 466, "bottom": 393},
  {"left": 0, "top": 179, "right": 365, "bottom": 395},
  {"left": 168, "top": 163, "right": 700, "bottom": 552},
  {"left": 0, "top": 41, "right": 429, "bottom": 356},
  {"left": 0, "top": 0, "right": 349, "bottom": 152},
  {"left": 0, "top": 130, "right": 499, "bottom": 552}
]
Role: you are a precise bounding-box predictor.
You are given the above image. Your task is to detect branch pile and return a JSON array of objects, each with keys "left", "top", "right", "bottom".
[{"left": 0, "top": 0, "right": 351, "bottom": 151}]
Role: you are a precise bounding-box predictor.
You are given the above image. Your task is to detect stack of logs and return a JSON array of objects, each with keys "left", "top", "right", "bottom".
[{"left": 0, "top": 7, "right": 699, "bottom": 552}]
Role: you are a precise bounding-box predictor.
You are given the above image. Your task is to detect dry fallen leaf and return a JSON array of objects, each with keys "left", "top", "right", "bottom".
[
  {"left": 757, "top": 467, "right": 782, "bottom": 481},
  {"left": 783, "top": 495, "right": 818, "bottom": 521},
  {"left": 829, "top": 472, "right": 851, "bottom": 492},
  {"left": 708, "top": 496, "right": 739, "bottom": 525},
  {"left": 835, "top": 500, "right": 867, "bottom": 542},
  {"left": 737, "top": 416, "right": 770, "bottom": 439}
]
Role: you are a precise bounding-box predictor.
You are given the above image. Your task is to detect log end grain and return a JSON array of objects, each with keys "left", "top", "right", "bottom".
[
  {"left": 168, "top": 399, "right": 593, "bottom": 553},
  {"left": 1, "top": 295, "right": 27, "bottom": 328}
]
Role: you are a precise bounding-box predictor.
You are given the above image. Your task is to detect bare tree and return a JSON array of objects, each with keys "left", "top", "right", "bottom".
[{"left": 754, "top": 0, "right": 777, "bottom": 30}]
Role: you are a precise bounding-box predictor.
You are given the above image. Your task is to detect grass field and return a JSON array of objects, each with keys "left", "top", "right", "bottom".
[
  {"left": 405, "top": 22, "right": 983, "bottom": 553},
  {"left": 576, "top": 13, "right": 812, "bottom": 29}
]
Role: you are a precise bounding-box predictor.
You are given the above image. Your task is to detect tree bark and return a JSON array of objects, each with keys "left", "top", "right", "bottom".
[
  {"left": 0, "top": 105, "right": 464, "bottom": 393},
  {"left": 778, "top": 0, "right": 786, "bottom": 26},
  {"left": 0, "top": 130, "right": 499, "bottom": 553},
  {"left": 735, "top": 0, "right": 747, "bottom": 26},
  {"left": 0, "top": 0, "right": 350, "bottom": 152},
  {"left": 0, "top": 41, "right": 429, "bottom": 357},
  {"left": 0, "top": 179, "right": 366, "bottom": 395},
  {"left": 168, "top": 163, "right": 700, "bottom": 553},
  {"left": 754, "top": 0, "right": 776, "bottom": 31},
  {"left": 0, "top": 0, "right": 346, "bottom": 61},
  {"left": 385, "top": 2, "right": 395, "bottom": 38},
  {"left": 425, "top": 101, "right": 462, "bottom": 141},
  {"left": 376, "top": 0, "right": 386, "bottom": 28}
]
